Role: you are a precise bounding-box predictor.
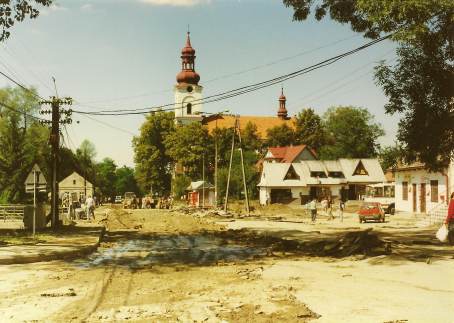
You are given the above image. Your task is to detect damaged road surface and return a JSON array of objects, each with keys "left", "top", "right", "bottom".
[{"left": 0, "top": 208, "right": 453, "bottom": 322}]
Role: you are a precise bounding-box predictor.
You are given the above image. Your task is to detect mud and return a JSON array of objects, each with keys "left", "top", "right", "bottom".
[{"left": 78, "top": 234, "right": 266, "bottom": 269}]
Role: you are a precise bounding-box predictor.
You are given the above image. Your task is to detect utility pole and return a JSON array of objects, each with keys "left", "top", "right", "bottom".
[
  {"left": 237, "top": 120, "right": 250, "bottom": 216},
  {"left": 214, "top": 118, "right": 218, "bottom": 207},
  {"left": 202, "top": 153, "right": 205, "bottom": 209},
  {"left": 40, "top": 96, "right": 73, "bottom": 230},
  {"left": 224, "top": 117, "right": 236, "bottom": 212},
  {"left": 223, "top": 115, "right": 250, "bottom": 215}
]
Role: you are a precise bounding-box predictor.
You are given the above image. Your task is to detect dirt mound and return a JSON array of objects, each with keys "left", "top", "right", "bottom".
[
  {"left": 215, "top": 228, "right": 391, "bottom": 258},
  {"left": 304, "top": 228, "right": 392, "bottom": 257}
]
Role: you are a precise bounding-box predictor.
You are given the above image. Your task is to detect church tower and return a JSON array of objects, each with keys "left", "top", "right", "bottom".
[
  {"left": 174, "top": 31, "right": 203, "bottom": 125},
  {"left": 277, "top": 87, "right": 289, "bottom": 120}
]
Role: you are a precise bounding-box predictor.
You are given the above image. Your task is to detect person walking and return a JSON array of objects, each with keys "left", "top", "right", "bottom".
[
  {"left": 327, "top": 197, "right": 334, "bottom": 220},
  {"left": 309, "top": 198, "right": 317, "bottom": 223},
  {"left": 445, "top": 192, "right": 454, "bottom": 245},
  {"left": 339, "top": 199, "right": 345, "bottom": 223},
  {"left": 85, "top": 195, "right": 95, "bottom": 221}
]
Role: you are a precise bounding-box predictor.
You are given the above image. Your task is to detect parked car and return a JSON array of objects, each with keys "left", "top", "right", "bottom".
[
  {"left": 114, "top": 195, "right": 122, "bottom": 204},
  {"left": 358, "top": 202, "right": 385, "bottom": 223}
]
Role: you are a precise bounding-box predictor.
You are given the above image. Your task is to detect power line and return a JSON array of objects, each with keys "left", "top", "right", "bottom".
[
  {"left": 0, "top": 100, "right": 47, "bottom": 122},
  {"left": 72, "top": 33, "right": 392, "bottom": 116},
  {"left": 287, "top": 49, "right": 397, "bottom": 111},
  {"left": 77, "top": 113, "right": 137, "bottom": 136},
  {"left": 0, "top": 68, "right": 45, "bottom": 101},
  {"left": 2, "top": 41, "right": 55, "bottom": 95},
  {"left": 75, "top": 34, "right": 360, "bottom": 106}
]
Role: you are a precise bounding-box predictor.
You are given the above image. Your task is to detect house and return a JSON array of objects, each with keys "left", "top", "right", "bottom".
[
  {"left": 393, "top": 161, "right": 453, "bottom": 214},
  {"left": 258, "top": 159, "right": 385, "bottom": 205},
  {"left": 59, "top": 172, "right": 94, "bottom": 202},
  {"left": 186, "top": 181, "right": 215, "bottom": 208}
]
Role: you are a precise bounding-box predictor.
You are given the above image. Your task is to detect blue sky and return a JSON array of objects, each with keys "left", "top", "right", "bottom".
[{"left": 0, "top": 0, "right": 399, "bottom": 166}]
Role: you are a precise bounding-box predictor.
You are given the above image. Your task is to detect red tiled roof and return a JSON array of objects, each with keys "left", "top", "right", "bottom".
[{"left": 267, "top": 145, "right": 316, "bottom": 163}]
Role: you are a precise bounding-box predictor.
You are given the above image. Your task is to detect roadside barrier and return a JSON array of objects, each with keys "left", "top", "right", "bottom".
[{"left": 0, "top": 204, "right": 26, "bottom": 222}]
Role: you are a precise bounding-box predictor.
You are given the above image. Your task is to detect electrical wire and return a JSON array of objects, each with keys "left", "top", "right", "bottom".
[
  {"left": 77, "top": 113, "right": 137, "bottom": 136},
  {"left": 2, "top": 41, "right": 55, "bottom": 95},
  {"left": 0, "top": 68, "right": 45, "bottom": 101},
  {"left": 72, "top": 34, "right": 393, "bottom": 116},
  {"left": 75, "top": 34, "right": 360, "bottom": 106},
  {"left": 0, "top": 100, "right": 48, "bottom": 122}
]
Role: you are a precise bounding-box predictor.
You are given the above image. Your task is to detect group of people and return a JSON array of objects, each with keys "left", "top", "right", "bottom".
[{"left": 306, "top": 197, "right": 345, "bottom": 223}]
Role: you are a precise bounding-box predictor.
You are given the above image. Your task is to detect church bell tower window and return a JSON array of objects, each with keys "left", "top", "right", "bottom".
[{"left": 186, "top": 103, "right": 192, "bottom": 115}]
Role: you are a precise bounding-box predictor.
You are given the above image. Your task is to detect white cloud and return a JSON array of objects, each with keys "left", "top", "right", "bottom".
[
  {"left": 81, "top": 4, "right": 94, "bottom": 11},
  {"left": 40, "top": 4, "right": 68, "bottom": 15},
  {"left": 140, "top": 0, "right": 211, "bottom": 7}
]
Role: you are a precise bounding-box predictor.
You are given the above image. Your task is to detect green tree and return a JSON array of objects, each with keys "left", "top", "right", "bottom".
[
  {"left": 217, "top": 150, "right": 259, "bottom": 201},
  {"left": 241, "top": 122, "right": 262, "bottom": 152},
  {"left": 164, "top": 122, "right": 213, "bottom": 179},
  {"left": 212, "top": 126, "right": 235, "bottom": 168},
  {"left": 265, "top": 124, "right": 295, "bottom": 147},
  {"left": 283, "top": 0, "right": 452, "bottom": 41},
  {"left": 378, "top": 144, "right": 403, "bottom": 171},
  {"left": 173, "top": 174, "right": 191, "bottom": 199},
  {"left": 375, "top": 40, "right": 454, "bottom": 170},
  {"left": 283, "top": 0, "right": 454, "bottom": 169},
  {"left": 133, "top": 111, "right": 175, "bottom": 195},
  {"left": 320, "top": 106, "right": 384, "bottom": 159},
  {"left": 0, "top": 1, "right": 54, "bottom": 41},
  {"left": 0, "top": 87, "right": 46, "bottom": 203},
  {"left": 294, "top": 108, "right": 326, "bottom": 150},
  {"left": 58, "top": 147, "right": 80, "bottom": 181},
  {"left": 115, "top": 166, "right": 140, "bottom": 196},
  {"left": 76, "top": 139, "right": 97, "bottom": 185},
  {"left": 96, "top": 158, "right": 117, "bottom": 200}
]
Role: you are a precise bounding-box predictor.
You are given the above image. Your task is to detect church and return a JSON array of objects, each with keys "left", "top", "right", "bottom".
[{"left": 173, "top": 32, "right": 296, "bottom": 137}]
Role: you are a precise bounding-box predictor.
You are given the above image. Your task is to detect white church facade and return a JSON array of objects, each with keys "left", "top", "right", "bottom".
[{"left": 174, "top": 32, "right": 203, "bottom": 125}]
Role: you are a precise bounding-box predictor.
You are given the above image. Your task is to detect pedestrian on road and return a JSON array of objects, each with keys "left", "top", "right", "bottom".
[
  {"left": 445, "top": 192, "right": 454, "bottom": 245},
  {"left": 327, "top": 197, "right": 334, "bottom": 220},
  {"left": 309, "top": 198, "right": 317, "bottom": 223},
  {"left": 321, "top": 198, "right": 328, "bottom": 215},
  {"left": 339, "top": 199, "right": 345, "bottom": 222},
  {"left": 85, "top": 195, "right": 95, "bottom": 221}
]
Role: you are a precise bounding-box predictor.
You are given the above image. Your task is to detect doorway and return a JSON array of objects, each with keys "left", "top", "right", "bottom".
[
  {"left": 420, "top": 183, "right": 426, "bottom": 213},
  {"left": 412, "top": 184, "right": 417, "bottom": 212}
]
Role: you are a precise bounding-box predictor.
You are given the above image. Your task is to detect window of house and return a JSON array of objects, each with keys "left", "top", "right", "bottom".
[
  {"left": 310, "top": 171, "right": 327, "bottom": 178},
  {"left": 431, "top": 180, "right": 438, "bottom": 202},
  {"left": 328, "top": 171, "right": 345, "bottom": 178},
  {"left": 186, "top": 103, "right": 192, "bottom": 115},
  {"left": 73, "top": 180, "right": 76, "bottom": 185},
  {"left": 402, "top": 182, "right": 408, "bottom": 200},
  {"left": 284, "top": 165, "right": 300, "bottom": 180},
  {"left": 353, "top": 161, "right": 369, "bottom": 176}
]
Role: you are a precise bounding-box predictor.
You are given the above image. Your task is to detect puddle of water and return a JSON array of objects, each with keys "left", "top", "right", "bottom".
[{"left": 76, "top": 235, "right": 266, "bottom": 269}]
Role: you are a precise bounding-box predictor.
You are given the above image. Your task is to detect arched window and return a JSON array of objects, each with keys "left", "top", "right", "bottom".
[{"left": 186, "top": 103, "right": 192, "bottom": 115}]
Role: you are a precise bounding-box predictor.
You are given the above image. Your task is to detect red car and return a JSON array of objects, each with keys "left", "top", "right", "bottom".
[{"left": 358, "top": 202, "right": 385, "bottom": 223}]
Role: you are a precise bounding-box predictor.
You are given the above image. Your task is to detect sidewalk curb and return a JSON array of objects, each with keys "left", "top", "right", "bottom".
[{"left": 0, "top": 226, "right": 106, "bottom": 265}]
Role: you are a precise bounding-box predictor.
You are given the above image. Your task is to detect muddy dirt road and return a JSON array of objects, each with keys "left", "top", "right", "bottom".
[{"left": 0, "top": 208, "right": 453, "bottom": 322}]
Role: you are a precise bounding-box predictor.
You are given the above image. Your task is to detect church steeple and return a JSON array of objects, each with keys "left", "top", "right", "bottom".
[
  {"left": 277, "top": 87, "right": 288, "bottom": 120},
  {"left": 174, "top": 30, "right": 203, "bottom": 125},
  {"left": 176, "top": 31, "right": 200, "bottom": 85}
]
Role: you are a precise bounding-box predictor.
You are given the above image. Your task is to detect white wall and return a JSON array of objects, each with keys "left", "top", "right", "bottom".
[
  {"left": 174, "top": 84, "right": 203, "bottom": 119},
  {"left": 395, "top": 169, "right": 447, "bottom": 214}
]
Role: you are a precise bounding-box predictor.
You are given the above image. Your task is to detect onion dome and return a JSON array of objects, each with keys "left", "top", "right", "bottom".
[
  {"left": 277, "top": 87, "right": 288, "bottom": 119},
  {"left": 176, "top": 32, "right": 200, "bottom": 85}
]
